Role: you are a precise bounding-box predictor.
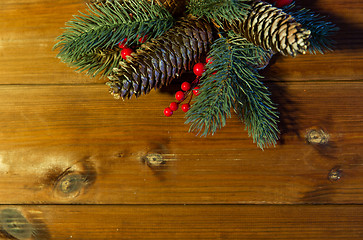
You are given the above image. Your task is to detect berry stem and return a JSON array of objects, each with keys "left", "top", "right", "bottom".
[
  {"left": 188, "top": 93, "right": 194, "bottom": 104},
  {"left": 177, "top": 76, "right": 200, "bottom": 104}
]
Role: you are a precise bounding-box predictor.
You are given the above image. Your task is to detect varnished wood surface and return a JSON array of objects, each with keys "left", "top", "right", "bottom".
[
  {"left": 0, "top": 0, "right": 362, "bottom": 84},
  {"left": 0, "top": 205, "right": 362, "bottom": 240},
  {"left": 0, "top": 83, "right": 362, "bottom": 204},
  {"left": 0, "top": 0, "right": 362, "bottom": 239}
]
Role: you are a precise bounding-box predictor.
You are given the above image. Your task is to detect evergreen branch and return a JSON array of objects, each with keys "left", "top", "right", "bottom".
[
  {"left": 185, "top": 37, "right": 233, "bottom": 136},
  {"left": 185, "top": 33, "right": 279, "bottom": 149},
  {"left": 284, "top": 3, "right": 338, "bottom": 54},
  {"left": 228, "top": 34, "right": 279, "bottom": 149},
  {"left": 187, "top": 0, "right": 252, "bottom": 29},
  {"left": 75, "top": 47, "right": 122, "bottom": 77},
  {"left": 54, "top": 0, "right": 174, "bottom": 77},
  {"left": 229, "top": 35, "right": 279, "bottom": 149}
]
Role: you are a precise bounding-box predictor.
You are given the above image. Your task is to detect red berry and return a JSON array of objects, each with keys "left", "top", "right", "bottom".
[
  {"left": 164, "top": 107, "right": 173, "bottom": 117},
  {"left": 274, "top": 0, "right": 293, "bottom": 8},
  {"left": 170, "top": 102, "right": 179, "bottom": 111},
  {"left": 181, "top": 103, "right": 190, "bottom": 112},
  {"left": 138, "top": 35, "right": 148, "bottom": 44},
  {"left": 193, "top": 63, "right": 205, "bottom": 76},
  {"left": 175, "top": 91, "right": 185, "bottom": 101},
  {"left": 181, "top": 82, "right": 191, "bottom": 91},
  {"left": 193, "top": 86, "right": 200, "bottom": 96},
  {"left": 206, "top": 57, "right": 213, "bottom": 64},
  {"left": 121, "top": 48, "right": 133, "bottom": 60},
  {"left": 118, "top": 38, "right": 127, "bottom": 49}
]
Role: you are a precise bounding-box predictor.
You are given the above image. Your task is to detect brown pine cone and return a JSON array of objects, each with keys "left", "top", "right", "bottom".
[
  {"left": 226, "top": 1, "right": 311, "bottom": 56},
  {"left": 106, "top": 17, "right": 214, "bottom": 99}
]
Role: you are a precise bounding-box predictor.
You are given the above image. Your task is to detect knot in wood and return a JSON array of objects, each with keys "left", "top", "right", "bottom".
[
  {"left": 54, "top": 173, "right": 86, "bottom": 198},
  {"left": 0, "top": 209, "right": 32, "bottom": 240},
  {"left": 144, "top": 153, "right": 165, "bottom": 167},
  {"left": 328, "top": 167, "right": 342, "bottom": 182},
  {"left": 306, "top": 129, "right": 329, "bottom": 145}
]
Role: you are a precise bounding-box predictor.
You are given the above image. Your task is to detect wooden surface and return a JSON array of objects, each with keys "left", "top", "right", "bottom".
[
  {"left": 0, "top": 0, "right": 362, "bottom": 239},
  {"left": 1, "top": 205, "right": 362, "bottom": 240}
]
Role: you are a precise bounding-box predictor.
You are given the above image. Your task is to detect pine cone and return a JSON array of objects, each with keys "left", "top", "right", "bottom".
[
  {"left": 106, "top": 17, "right": 214, "bottom": 99},
  {"left": 154, "top": 0, "right": 187, "bottom": 16},
  {"left": 229, "top": 1, "right": 311, "bottom": 56},
  {"left": 90, "top": 0, "right": 186, "bottom": 16}
]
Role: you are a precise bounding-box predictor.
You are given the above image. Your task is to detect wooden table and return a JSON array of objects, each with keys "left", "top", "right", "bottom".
[{"left": 0, "top": 0, "right": 362, "bottom": 239}]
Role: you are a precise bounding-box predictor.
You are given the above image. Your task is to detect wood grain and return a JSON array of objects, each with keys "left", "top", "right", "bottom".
[
  {"left": 0, "top": 205, "right": 362, "bottom": 240},
  {"left": 0, "top": 0, "right": 362, "bottom": 239},
  {"left": 0, "top": 0, "right": 362, "bottom": 84},
  {"left": 0, "top": 82, "right": 361, "bottom": 204}
]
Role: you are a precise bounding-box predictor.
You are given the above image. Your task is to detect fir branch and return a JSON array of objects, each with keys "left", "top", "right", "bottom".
[
  {"left": 54, "top": 0, "right": 174, "bottom": 77},
  {"left": 185, "top": 33, "right": 279, "bottom": 149},
  {"left": 229, "top": 34, "right": 279, "bottom": 149},
  {"left": 75, "top": 47, "right": 122, "bottom": 77},
  {"left": 187, "top": 0, "right": 252, "bottom": 29},
  {"left": 283, "top": 3, "right": 338, "bottom": 54},
  {"left": 184, "top": 39, "right": 234, "bottom": 136}
]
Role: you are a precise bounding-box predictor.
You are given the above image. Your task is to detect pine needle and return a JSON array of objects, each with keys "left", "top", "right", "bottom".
[
  {"left": 187, "top": 0, "right": 251, "bottom": 29},
  {"left": 53, "top": 0, "right": 174, "bottom": 77},
  {"left": 185, "top": 32, "right": 279, "bottom": 149},
  {"left": 283, "top": 3, "right": 338, "bottom": 54}
]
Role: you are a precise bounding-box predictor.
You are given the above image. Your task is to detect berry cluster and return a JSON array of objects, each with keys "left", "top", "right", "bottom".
[
  {"left": 118, "top": 35, "right": 148, "bottom": 60},
  {"left": 163, "top": 60, "right": 208, "bottom": 117}
]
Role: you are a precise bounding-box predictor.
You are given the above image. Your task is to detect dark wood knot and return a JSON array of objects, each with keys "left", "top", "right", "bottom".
[
  {"left": 328, "top": 166, "right": 343, "bottom": 182},
  {"left": 143, "top": 153, "right": 166, "bottom": 168},
  {"left": 54, "top": 173, "right": 86, "bottom": 198},
  {"left": 0, "top": 209, "right": 32, "bottom": 240},
  {"left": 306, "top": 128, "right": 329, "bottom": 145},
  {"left": 52, "top": 159, "right": 97, "bottom": 199}
]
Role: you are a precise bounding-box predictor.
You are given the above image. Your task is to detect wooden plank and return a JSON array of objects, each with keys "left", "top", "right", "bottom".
[
  {"left": 265, "top": 0, "right": 363, "bottom": 81},
  {"left": 0, "top": 0, "right": 362, "bottom": 84},
  {"left": 0, "top": 205, "right": 362, "bottom": 240},
  {"left": 0, "top": 82, "right": 361, "bottom": 204},
  {"left": 0, "top": 0, "right": 94, "bottom": 84}
]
